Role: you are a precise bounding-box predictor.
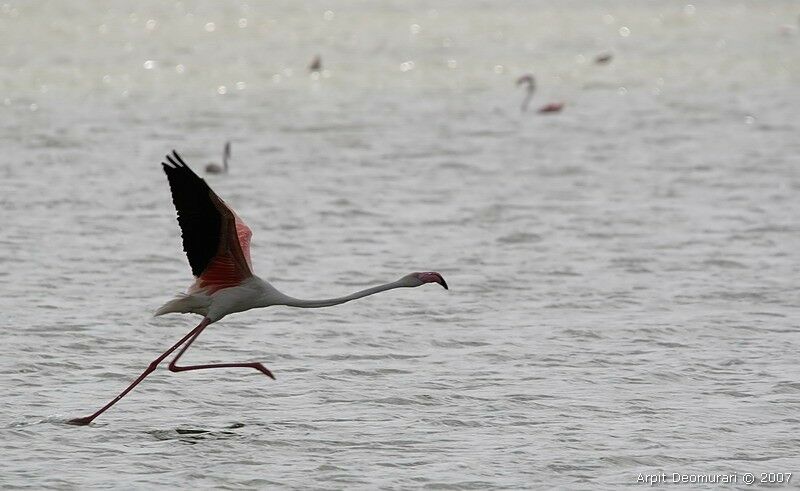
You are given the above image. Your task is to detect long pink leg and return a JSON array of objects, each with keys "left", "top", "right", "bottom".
[
  {"left": 167, "top": 323, "right": 275, "bottom": 379},
  {"left": 67, "top": 318, "right": 212, "bottom": 426}
]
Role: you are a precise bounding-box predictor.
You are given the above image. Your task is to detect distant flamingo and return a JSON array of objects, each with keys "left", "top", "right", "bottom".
[
  {"left": 516, "top": 74, "right": 565, "bottom": 114},
  {"left": 68, "top": 151, "right": 448, "bottom": 425},
  {"left": 205, "top": 141, "right": 230, "bottom": 174},
  {"left": 538, "top": 102, "right": 565, "bottom": 113},
  {"left": 309, "top": 54, "right": 322, "bottom": 73},
  {"left": 594, "top": 52, "right": 613, "bottom": 65}
]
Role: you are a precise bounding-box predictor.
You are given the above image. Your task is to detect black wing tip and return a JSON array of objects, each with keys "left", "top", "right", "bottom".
[
  {"left": 162, "top": 150, "right": 198, "bottom": 174},
  {"left": 171, "top": 150, "right": 188, "bottom": 166},
  {"left": 165, "top": 151, "right": 181, "bottom": 168}
]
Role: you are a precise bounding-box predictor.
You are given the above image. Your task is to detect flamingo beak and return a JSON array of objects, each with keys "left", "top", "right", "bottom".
[
  {"left": 414, "top": 272, "right": 448, "bottom": 290},
  {"left": 413, "top": 272, "right": 449, "bottom": 290}
]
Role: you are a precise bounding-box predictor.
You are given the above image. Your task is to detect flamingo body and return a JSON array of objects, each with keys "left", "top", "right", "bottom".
[
  {"left": 156, "top": 276, "right": 273, "bottom": 321},
  {"left": 538, "top": 102, "right": 565, "bottom": 113}
]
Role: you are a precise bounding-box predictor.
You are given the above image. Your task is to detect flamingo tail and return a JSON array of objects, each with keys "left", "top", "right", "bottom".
[{"left": 154, "top": 293, "right": 211, "bottom": 317}]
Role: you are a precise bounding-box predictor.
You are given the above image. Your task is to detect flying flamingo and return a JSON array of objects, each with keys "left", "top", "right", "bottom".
[
  {"left": 68, "top": 151, "right": 448, "bottom": 425},
  {"left": 205, "top": 141, "right": 230, "bottom": 174},
  {"left": 516, "top": 74, "right": 565, "bottom": 114}
]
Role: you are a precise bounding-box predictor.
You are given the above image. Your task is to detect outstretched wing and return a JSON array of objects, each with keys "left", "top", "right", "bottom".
[{"left": 162, "top": 150, "right": 253, "bottom": 293}]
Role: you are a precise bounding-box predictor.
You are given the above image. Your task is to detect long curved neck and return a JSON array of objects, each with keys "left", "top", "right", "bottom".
[
  {"left": 280, "top": 279, "right": 408, "bottom": 308},
  {"left": 521, "top": 92, "right": 532, "bottom": 112},
  {"left": 520, "top": 81, "right": 535, "bottom": 112},
  {"left": 223, "top": 143, "right": 230, "bottom": 171}
]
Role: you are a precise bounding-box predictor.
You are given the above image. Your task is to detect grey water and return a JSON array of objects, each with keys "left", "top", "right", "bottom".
[{"left": 1, "top": 1, "right": 799, "bottom": 488}]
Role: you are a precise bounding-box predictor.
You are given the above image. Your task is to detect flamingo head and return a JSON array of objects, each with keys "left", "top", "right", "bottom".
[
  {"left": 404, "top": 271, "right": 448, "bottom": 290},
  {"left": 516, "top": 74, "right": 535, "bottom": 87}
]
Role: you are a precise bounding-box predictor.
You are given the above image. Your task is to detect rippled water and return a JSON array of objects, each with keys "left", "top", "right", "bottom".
[{"left": 2, "top": 1, "right": 799, "bottom": 488}]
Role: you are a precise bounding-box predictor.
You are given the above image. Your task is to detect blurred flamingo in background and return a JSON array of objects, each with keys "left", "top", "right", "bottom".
[
  {"left": 517, "top": 74, "right": 565, "bottom": 114},
  {"left": 594, "top": 52, "right": 613, "bottom": 65},
  {"left": 538, "top": 102, "right": 565, "bottom": 113},
  {"left": 309, "top": 54, "right": 322, "bottom": 72},
  {"left": 205, "top": 141, "right": 230, "bottom": 174}
]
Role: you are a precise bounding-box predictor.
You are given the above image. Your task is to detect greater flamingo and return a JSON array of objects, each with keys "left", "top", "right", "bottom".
[
  {"left": 205, "top": 141, "right": 230, "bottom": 174},
  {"left": 309, "top": 54, "right": 322, "bottom": 73},
  {"left": 68, "top": 150, "right": 447, "bottom": 425},
  {"left": 537, "top": 102, "right": 565, "bottom": 113},
  {"left": 594, "top": 52, "right": 613, "bottom": 65},
  {"left": 516, "top": 74, "right": 565, "bottom": 114}
]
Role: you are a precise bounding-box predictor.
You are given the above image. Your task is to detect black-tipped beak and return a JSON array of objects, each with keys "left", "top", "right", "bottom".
[{"left": 417, "top": 271, "right": 449, "bottom": 290}]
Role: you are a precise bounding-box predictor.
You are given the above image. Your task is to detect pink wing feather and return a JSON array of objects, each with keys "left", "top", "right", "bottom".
[{"left": 192, "top": 199, "right": 254, "bottom": 294}]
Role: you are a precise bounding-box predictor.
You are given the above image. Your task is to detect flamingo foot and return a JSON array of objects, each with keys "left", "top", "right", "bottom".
[
  {"left": 66, "top": 416, "right": 94, "bottom": 426},
  {"left": 168, "top": 361, "right": 276, "bottom": 380}
]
